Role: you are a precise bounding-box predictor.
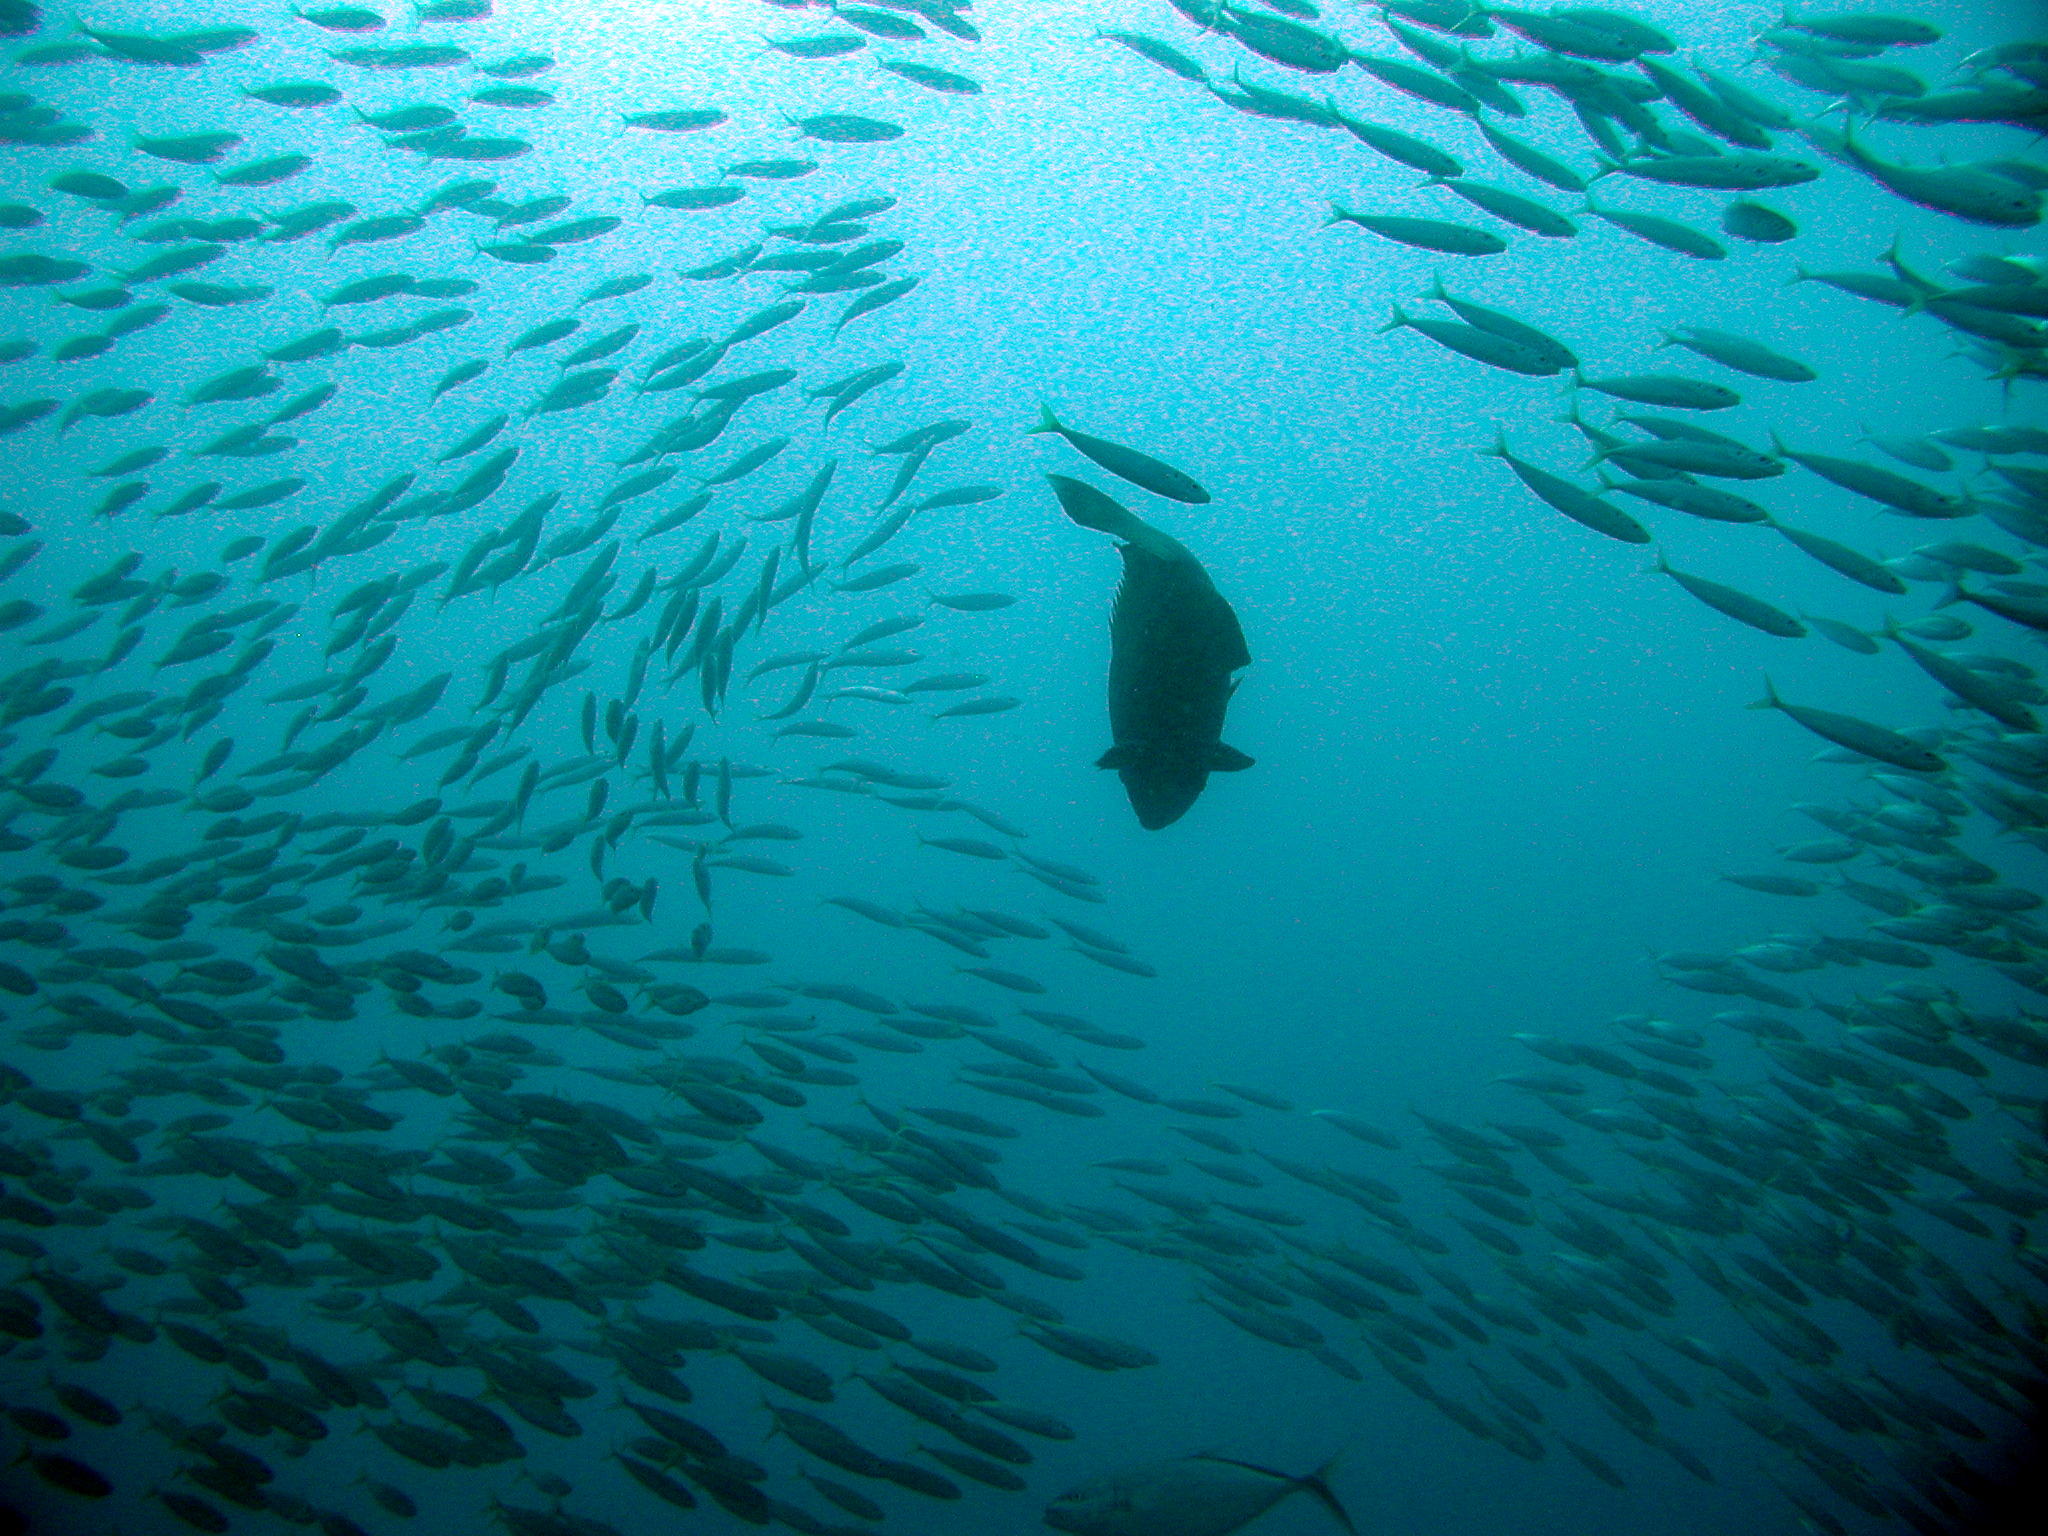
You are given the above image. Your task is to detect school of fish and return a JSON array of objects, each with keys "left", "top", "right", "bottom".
[{"left": 0, "top": 1, "right": 2043, "bottom": 1535}]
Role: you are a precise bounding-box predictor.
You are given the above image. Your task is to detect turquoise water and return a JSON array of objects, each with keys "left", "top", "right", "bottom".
[{"left": 0, "top": 1, "right": 2044, "bottom": 1533}]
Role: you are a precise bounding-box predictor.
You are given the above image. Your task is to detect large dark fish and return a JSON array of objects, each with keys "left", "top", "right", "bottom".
[{"left": 1048, "top": 475, "right": 1251, "bottom": 829}]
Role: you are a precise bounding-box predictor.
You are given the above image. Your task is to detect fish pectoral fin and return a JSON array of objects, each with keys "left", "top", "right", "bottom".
[
  {"left": 1205, "top": 742, "right": 1254, "bottom": 772},
  {"left": 1094, "top": 744, "right": 1141, "bottom": 770}
]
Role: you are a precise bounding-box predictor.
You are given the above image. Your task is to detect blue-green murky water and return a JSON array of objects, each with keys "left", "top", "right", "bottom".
[{"left": 0, "top": 2, "right": 2044, "bottom": 1534}]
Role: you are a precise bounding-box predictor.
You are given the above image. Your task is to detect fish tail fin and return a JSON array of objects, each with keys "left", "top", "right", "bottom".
[
  {"left": 1590, "top": 156, "right": 1621, "bottom": 180},
  {"left": 1195, "top": 1456, "right": 1353, "bottom": 1534},
  {"left": 1795, "top": 112, "right": 1853, "bottom": 161},
  {"left": 1299, "top": 1456, "right": 1356, "bottom": 1535},
  {"left": 1747, "top": 677, "right": 1782, "bottom": 712},
  {"left": 1376, "top": 304, "right": 1410, "bottom": 334},
  {"left": 1476, "top": 429, "right": 1510, "bottom": 460},
  {"left": 1423, "top": 268, "right": 1449, "bottom": 303},
  {"left": 1783, "top": 264, "right": 1814, "bottom": 288},
  {"left": 1990, "top": 352, "right": 2021, "bottom": 402},
  {"left": 1934, "top": 581, "right": 1966, "bottom": 610},
  {"left": 1026, "top": 402, "right": 1061, "bottom": 437}
]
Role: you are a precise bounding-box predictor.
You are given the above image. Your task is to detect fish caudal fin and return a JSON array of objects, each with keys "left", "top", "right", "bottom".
[
  {"left": 1027, "top": 402, "right": 1062, "bottom": 436},
  {"left": 1747, "top": 676, "right": 1782, "bottom": 712},
  {"left": 1298, "top": 1455, "right": 1356, "bottom": 1536},
  {"left": 1197, "top": 1456, "right": 1355, "bottom": 1535}
]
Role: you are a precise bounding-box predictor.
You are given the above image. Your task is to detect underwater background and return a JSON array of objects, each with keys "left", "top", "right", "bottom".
[{"left": 0, "top": 0, "right": 2044, "bottom": 1532}]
